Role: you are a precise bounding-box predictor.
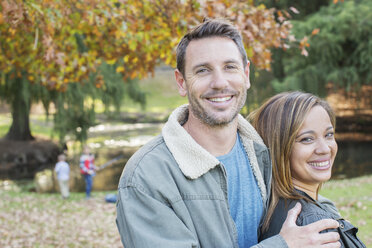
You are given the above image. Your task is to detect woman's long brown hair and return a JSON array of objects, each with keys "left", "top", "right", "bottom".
[{"left": 248, "top": 91, "right": 336, "bottom": 231}]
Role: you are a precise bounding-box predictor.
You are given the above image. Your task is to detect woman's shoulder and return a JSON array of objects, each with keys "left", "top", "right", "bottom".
[
  {"left": 317, "top": 194, "right": 341, "bottom": 218},
  {"left": 295, "top": 194, "right": 339, "bottom": 226},
  {"left": 260, "top": 193, "right": 339, "bottom": 240},
  {"left": 260, "top": 198, "right": 300, "bottom": 240}
]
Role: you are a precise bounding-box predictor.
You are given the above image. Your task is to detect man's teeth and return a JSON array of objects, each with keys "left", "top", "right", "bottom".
[
  {"left": 309, "top": 161, "right": 329, "bottom": 167},
  {"left": 209, "top": 96, "right": 232, "bottom": 102}
]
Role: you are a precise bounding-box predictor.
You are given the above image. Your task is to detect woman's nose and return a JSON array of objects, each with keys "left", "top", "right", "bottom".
[{"left": 315, "top": 138, "right": 332, "bottom": 154}]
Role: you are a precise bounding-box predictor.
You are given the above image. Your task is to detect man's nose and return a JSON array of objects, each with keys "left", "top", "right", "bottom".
[{"left": 210, "top": 70, "right": 229, "bottom": 89}]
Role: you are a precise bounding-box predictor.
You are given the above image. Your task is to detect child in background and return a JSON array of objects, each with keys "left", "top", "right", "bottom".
[
  {"left": 80, "top": 146, "right": 96, "bottom": 198},
  {"left": 54, "top": 154, "right": 70, "bottom": 199}
]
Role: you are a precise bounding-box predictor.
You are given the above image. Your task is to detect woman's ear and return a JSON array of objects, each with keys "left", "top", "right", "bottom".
[{"left": 175, "top": 69, "right": 187, "bottom": 97}]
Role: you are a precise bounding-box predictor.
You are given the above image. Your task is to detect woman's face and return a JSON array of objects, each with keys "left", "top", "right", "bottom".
[{"left": 290, "top": 105, "right": 338, "bottom": 191}]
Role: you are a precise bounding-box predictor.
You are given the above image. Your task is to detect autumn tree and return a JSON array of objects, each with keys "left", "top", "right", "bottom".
[{"left": 0, "top": 0, "right": 293, "bottom": 143}]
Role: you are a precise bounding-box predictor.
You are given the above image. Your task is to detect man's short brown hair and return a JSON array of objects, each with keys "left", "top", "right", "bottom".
[{"left": 176, "top": 18, "right": 248, "bottom": 76}]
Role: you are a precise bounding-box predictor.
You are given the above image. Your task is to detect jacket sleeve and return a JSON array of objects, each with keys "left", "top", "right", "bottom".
[
  {"left": 116, "top": 184, "right": 199, "bottom": 248},
  {"left": 251, "top": 234, "right": 288, "bottom": 248}
]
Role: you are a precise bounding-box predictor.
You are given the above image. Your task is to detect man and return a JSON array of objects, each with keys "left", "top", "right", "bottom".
[{"left": 116, "top": 18, "right": 340, "bottom": 247}]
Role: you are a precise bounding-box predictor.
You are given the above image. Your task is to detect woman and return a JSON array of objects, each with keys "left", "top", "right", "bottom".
[{"left": 249, "top": 91, "right": 366, "bottom": 247}]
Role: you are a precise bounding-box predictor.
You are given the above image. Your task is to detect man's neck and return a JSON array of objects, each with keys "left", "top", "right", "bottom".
[{"left": 183, "top": 113, "right": 239, "bottom": 157}]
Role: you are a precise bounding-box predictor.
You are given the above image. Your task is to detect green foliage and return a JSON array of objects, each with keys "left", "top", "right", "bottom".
[
  {"left": 244, "top": 66, "right": 276, "bottom": 115},
  {"left": 259, "top": 0, "right": 329, "bottom": 82},
  {"left": 272, "top": 0, "right": 372, "bottom": 96},
  {"left": 96, "top": 62, "right": 146, "bottom": 114},
  {"left": 52, "top": 83, "right": 96, "bottom": 143},
  {"left": 50, "top": 63, "right": 145, "bottom": 145}
]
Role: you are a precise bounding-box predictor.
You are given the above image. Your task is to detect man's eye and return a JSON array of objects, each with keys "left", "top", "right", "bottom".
[
  {"left": 225, "top": 64, "right": 238, "bottom": 70},
  {"left": 196, "top": 68, "right": 207, "bottom": 74}
]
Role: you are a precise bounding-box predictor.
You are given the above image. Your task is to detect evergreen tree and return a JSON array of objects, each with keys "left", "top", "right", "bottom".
[{"left": 272, "top": 0, "right": 372, "bottom": 97}]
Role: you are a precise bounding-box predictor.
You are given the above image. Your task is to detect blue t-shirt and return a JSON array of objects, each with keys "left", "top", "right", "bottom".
[{"left": 217, "top": 134, "right": 263, "bottom": 248}]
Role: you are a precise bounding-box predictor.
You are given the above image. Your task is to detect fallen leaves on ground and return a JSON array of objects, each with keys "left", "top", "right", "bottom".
[{"left": 0, "top": 191, "right": 122, "bottom": 248}]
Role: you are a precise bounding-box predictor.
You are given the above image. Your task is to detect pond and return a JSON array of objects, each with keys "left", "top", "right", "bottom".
[
  {"left": 332, "top": 140, "right": 372, "bottom": 179},
  {"left": 89, "top": 122, "right": 372, "bottom": 190}
]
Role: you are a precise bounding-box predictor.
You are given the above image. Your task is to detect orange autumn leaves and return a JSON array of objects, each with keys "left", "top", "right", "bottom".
[{"left": 1, "top": 0, "right": 293, "bottom": 91}]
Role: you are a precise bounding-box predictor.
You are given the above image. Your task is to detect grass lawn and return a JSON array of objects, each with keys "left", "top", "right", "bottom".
[
  {"left": 121, "top": 67, "right": 187, "bottom": 113},
  {"left": 0, "top": 113, "right": 12, "bottom": 137},
  {"left": 0, "top": 175, "right": 371, "bottom": 247},
  {"left": 0, "top": 113, "right": 54, "bottom": 140},
  {"left": 321, "top": 175, "right": 372, "bottom": 246}
]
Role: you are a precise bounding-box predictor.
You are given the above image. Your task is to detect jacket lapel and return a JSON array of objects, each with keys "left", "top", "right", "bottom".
[{"left": 162, "top": 105, "right": 220, "bottom": 179}]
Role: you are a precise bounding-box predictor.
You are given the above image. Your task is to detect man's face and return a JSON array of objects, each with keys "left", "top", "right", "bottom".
[{"left": 175, "top": 37, "right": 250, "bottom": 127}]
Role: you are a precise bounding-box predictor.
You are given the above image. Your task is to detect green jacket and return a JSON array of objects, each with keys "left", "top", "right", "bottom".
[{"left": 116, "top": 105, "right": 288, "bottom": 248}]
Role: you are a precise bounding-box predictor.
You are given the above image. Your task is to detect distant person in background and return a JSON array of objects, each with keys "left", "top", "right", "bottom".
[
  {"left": 80, "top": 146, "right": 96, "bottom": 198},
  {"left": 54, "top": 154, "right": 70, "bottom": 199},
  {"left": 249, "top": 91, "right": 366, "bottom": 247}
]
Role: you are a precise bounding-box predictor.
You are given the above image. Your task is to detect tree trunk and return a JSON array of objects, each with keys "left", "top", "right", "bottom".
[{"left": 5, "top": 77, "right": 34, "bottom": 141}]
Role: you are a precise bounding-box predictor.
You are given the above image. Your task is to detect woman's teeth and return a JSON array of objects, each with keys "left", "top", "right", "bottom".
[{"left": 309, "top": 161, "right": 329, "bottom": 167}]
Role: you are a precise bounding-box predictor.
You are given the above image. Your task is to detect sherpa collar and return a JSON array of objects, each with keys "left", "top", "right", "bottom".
[{"left": 162, "top": 104, "right": 267, "bottom": 200}]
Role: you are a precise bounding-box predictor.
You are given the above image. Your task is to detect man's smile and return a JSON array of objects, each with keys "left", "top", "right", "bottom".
[{"left": 207, "top": 96, "right": 233, "bottom": 102}]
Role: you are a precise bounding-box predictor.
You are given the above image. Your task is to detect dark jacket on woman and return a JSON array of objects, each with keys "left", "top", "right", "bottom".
[{"left": 260, "top": 189, "right": 366, "bottom": 248}]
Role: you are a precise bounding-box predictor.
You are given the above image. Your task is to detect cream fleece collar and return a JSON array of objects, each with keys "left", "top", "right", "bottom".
[{"left": 162, "top": 105, "right": 267, "bottom": 200}]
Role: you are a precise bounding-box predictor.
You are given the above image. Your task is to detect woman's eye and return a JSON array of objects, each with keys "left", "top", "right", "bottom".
[
  {"left": 300, "top": 137, "right": 313, "bottom": 143},
  {"left": 325, "top": 132, "right": 335, "bottom": 138}
]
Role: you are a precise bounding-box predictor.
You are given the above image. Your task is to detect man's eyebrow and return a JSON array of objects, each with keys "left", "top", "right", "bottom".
[
  {"left": 191, "top": 62, "right": 210, "bottom": 71},
  {"left": 191, "top": 59, "right": 241, "bottom": 71},
  {"left": 224, "top": 59, "right": 241, "bottom": 65}
]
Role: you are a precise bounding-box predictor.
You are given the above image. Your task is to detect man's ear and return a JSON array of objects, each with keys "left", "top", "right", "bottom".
[
  {"left": 244, "top": 60, "right": 251, "bottom": 89},
  {"left": 175, "top": 69, "right": 187, "bottom": 97}
]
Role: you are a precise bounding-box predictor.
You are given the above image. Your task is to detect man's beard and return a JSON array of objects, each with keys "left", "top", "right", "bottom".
[{"left": 187, "top": 89, "right": 247, "bottom": 127}]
